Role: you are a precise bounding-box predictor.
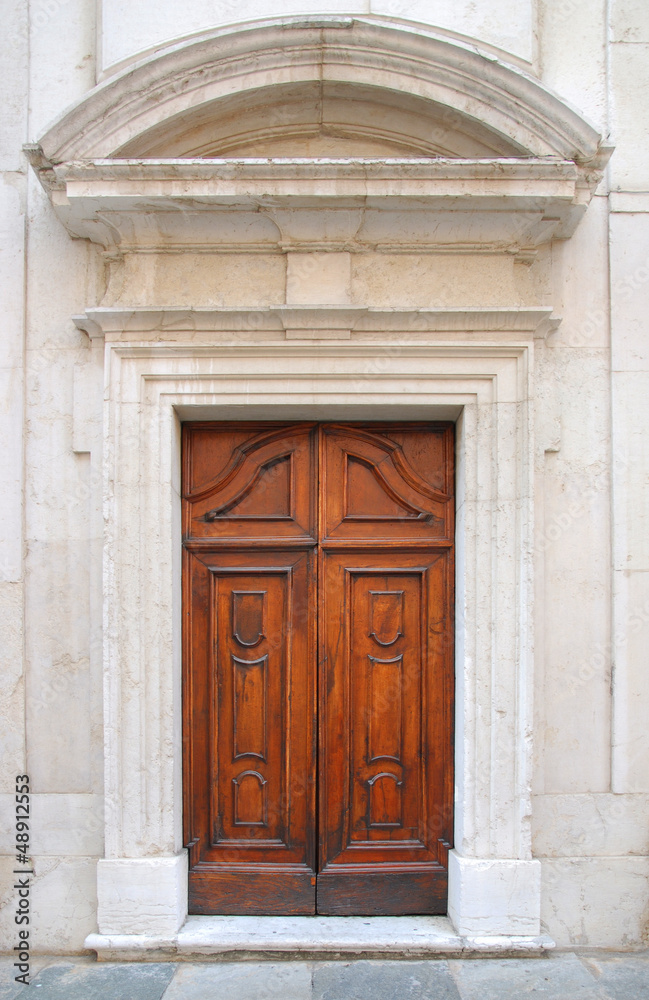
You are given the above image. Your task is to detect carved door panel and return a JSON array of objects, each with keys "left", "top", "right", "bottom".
[
  {"left": 183, "top": 422, "right": 454, "bottom": 916},
  {"left": 184, "top": 548, "right": 316, "bottom": 914},
  {"left": 318, "top": 424, "right": 454, "bottom": 914},
  {"left": 183, "top": 424, "right": 317, "bottom": 914}
]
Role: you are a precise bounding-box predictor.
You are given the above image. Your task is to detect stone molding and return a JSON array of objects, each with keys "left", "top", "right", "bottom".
[
  {"left": 447, "top": 853, "right": 542, "bottom": 937},
  {"left": 80, "top": 316, "right": 540, "bottom": 946},
  {"left": 26, "top": 18, "right": 612, "bottom": 262},
  {"left": 72, "top": 306, "right": 559, "bottom": 340},
  {"left": 29, "top": 157, "right": 597, "bottom": 253},
  {"left": 29, "top": 17, "right": 608, "bottom": 164}
]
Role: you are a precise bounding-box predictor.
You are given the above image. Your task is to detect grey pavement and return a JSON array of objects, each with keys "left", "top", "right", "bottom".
[{"left": 1, "top": 952, "right": 648, "bottom": 999}]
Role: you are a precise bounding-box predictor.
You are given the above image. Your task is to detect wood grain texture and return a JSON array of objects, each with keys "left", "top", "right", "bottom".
[
  {"left": 318, "top": 550, "right": 453, "bottom": 914},
  {"left": 183, "top": 423, "right": 317, "bottom": 543},
  {"left": 183, "top": 547, "right": 317, "bottom": 914},
  {"left": 182, "top": 422, "right": 454, "bottom": 915}
]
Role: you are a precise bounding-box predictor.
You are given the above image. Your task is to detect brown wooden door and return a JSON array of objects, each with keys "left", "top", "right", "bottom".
[{"left": 183, "top": 422, "right": 454, "bottom": 916}]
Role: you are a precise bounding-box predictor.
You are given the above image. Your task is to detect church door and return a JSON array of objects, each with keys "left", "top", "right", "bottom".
[{"left": 183, "top": 422, "right": 454, "bottom": 915}]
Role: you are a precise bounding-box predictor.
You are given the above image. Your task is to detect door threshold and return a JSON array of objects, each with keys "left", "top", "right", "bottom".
[{"left": 86, "top": 915, "right": 555, "bottom": 962}]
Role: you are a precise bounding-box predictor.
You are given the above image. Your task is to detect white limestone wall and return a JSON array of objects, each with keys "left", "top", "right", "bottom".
[
  {"left": 0, "top": 0, "right": 28, "bottom": 948},
  {"left": 0, "top": 0, "right": 648, "bottom": 953},
  {"left": 532, "top": 0, "right": 649, "bottom": 949},
  {"left": 0, "top": 0, "right": 105, "bottom": 953},
  {"left": 607, "top": 0, "right": 649, "bottom": 949}
]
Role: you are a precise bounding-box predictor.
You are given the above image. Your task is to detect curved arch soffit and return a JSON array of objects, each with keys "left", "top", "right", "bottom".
[{"left": 35, "top": 16, "right": 607, "bottom": 164}]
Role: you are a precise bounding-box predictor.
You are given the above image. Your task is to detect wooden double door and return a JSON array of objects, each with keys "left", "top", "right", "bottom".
[{"left": 182, "top": 422, "right": 454, "bottom": 915}]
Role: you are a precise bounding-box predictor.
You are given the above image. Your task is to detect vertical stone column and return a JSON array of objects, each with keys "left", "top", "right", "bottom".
[
  {"left": 610, "top": 200, "right": 649, "bottom": 792},
  {"left": 20, "top": 0, "right": 104, "bottom": 953},
  {"left": 448, "top": 369, "right": 542, "bottom": 938},
  {"left": 95, "top": 345, "right": 188, "bottom": 937}
]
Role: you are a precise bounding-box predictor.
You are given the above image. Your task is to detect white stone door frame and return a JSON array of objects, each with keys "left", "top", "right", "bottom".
[{"left": 81, "top": 316, "right": 545, "bottom": 954}]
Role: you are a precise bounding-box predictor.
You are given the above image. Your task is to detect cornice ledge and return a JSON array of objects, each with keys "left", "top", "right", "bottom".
[
  {"left": 41, "top": 155, "right": 582, "bottom": 198},
  {"left": 73, "top": 306, "right": 559, "bottom": 339},
  {"left": 34, "top": 157, "right": 592, "bottom": 251},
  {"left": 53, "top": 156, "right": 581, "bottom": 181}
]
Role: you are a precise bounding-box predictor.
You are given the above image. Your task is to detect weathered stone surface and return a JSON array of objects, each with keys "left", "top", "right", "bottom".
[
  {"left": 98, "top": 1, "right": 535, "bottom": 76},
  {"left": 28, "top": 961, "right": 175, "bottom": 1000},
  {"left": 0, "top": 958, "right": 26, "bottom": 1000},
  {"left": 582, "top": 953, "right": 649, "bottom": 1000},
  {"left": 163, "top": 962, "right": 312, "bottom": 1000},
  {"left": 312, "top": 960, "right": 461, "bottom": 1000},
  {"left": 532, "top": 793, "right": 649, "bottom": 857},
  {"left": 448, "top": 953, "right": 608, "bottom": 1000},
  {"left": 541, "top": 857, "right": 649, "bottom": 948}
]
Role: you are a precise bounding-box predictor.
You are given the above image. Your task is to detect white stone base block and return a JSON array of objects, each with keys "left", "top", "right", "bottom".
[
  {"left": 448, "top": 851, "right": 542, "bottom": 937},
  {"left": 96, "top": 854, "right": 188, "bottom": 936}
]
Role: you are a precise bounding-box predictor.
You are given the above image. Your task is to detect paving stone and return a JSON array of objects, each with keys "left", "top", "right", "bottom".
[
  {"left": 448, "top": 953, "right": 609, "bottom": 1000},
  {"left": 1, "top": 952, "right": 646, "bottom": 999},
  {"left": 312, "top": 959, "right": 461, "bottom": 1000},
  {"left": 160, "top": 961, "right": 312, "bottom": 1000},
  {"left": 580, "top": 953, "right": 649, "bottom": 1000},
  {"left": 0, "top": 956, "right": 56, "bottom": 999},
  {"left": 26, "top": 961, "right": 176, "bottom": 1000},
  {"left": 0, "top": 958, "right": 25, "bottom": 1000}
]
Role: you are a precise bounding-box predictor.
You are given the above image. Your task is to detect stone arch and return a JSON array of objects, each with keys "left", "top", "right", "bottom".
[{"left": 35, "top": 16, "right": 607, "bottom": 165}]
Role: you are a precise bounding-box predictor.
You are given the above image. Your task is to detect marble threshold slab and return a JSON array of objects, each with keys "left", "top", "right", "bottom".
[{"left": 86, "top": 916, "right": 555, "bottom": 961}]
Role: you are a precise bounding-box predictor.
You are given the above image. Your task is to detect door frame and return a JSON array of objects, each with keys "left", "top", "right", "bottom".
[{"left": 86, "top": 327, "right": 542, "bottom": 947}]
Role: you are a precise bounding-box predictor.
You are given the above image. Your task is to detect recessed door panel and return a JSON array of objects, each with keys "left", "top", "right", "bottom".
[
  {"left": 317, "top": 551, "right": 453, "bottom": 914},
  {"left": 184, "top": 548, "right": 316, "bottom": 914},
  {"left": 183, "top": 423, "right": 316, "bottom": 542},
  {"left": 183, "top": 422, "right": 454, "bottom": 916},
  {"left": 321, "top": 424, "right": 453, "bottom": 543}
]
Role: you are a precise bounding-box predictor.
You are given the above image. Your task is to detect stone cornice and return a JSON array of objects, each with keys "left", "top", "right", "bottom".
[
  {"left": 26, "top": 17, "right": 612, "bottom": 256},
  {"left": 73, "top": 306, "right": 558, "bottom": 340},
  {"left": 48, "top": 156, "right": 584, "bottom": 194},
  {"left": 30, "top": 157, "right": 594, "bottom": 253}
]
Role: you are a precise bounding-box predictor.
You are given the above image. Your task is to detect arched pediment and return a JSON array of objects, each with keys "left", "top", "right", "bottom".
[
  {"left": 27, "top": 17, "right": 612, "bottom": 257},
  {"left": 34, "top": 16, "right": 607, "bottom": 165}
]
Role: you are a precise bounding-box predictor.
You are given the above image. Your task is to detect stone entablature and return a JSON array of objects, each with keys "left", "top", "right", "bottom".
[{"left": 28, "top": 157, "right": 598, "bottom": 258}]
